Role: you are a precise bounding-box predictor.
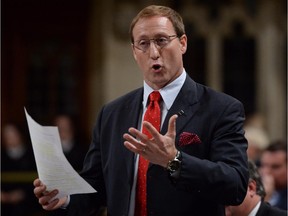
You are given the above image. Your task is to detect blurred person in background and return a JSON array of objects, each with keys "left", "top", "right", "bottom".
[
  {"left": 1, "top": 123, "right": 41, "bottom": 216},
  {"left": 225, "top": 160, "right": 287, "bottom": 216},
  {"left": 54, "top": 114, "right": 87, "bottom": 171},
  {"left": 244, "top": 113, "right": 267, "bottom": 131},
  {"left": 259, "top": 140, "right": 287, "bottom": 210},
  {"left": 244, "top": 125, "right": 269, "bottom": 165}
]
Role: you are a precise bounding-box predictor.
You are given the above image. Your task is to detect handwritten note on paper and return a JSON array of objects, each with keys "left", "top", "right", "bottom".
[{"left": 24, "top": 108, "right": 96, "bottom": 199}]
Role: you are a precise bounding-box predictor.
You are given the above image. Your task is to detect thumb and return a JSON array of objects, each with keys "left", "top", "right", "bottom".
[{"left": 166, "top": 114, "right": 178, "bottom": 138}]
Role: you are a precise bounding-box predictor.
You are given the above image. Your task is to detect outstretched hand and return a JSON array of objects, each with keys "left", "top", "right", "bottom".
[
  {"left": 123, "top": 114, "right": 178, "bottom": 167},
  {"left": 33, "top": 178, "right": 68, "bottom": 211}
]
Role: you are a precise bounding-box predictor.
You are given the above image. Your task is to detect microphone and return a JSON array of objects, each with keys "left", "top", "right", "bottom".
[{"left": 177, "top": 110, "right": 184, "bottom": 116}]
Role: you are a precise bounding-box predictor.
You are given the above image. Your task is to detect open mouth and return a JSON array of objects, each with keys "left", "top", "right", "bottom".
[{"left": 152, "top": 64, "right": 161, "bottom": 70}]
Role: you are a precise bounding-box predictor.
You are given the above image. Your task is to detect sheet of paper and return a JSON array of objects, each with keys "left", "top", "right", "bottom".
[{"left": 24, "top": 108, "right": 96, "bottom": 199}]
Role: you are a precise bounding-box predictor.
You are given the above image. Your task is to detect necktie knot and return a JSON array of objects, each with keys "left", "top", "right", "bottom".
[{"left": 149, "top": 91, "right": 161, "bottom": 102}]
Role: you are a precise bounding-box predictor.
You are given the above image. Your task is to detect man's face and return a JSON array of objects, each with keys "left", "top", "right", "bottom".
[
  {"left": 260, "top": 151, "right": 287, "bottom": 189},
  {"left": 131, "top": 16, "right": 187, "bottom": 90}
]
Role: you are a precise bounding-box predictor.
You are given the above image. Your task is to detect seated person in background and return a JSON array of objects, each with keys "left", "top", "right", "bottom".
[
  {"left": 1, "top": 123, "right": 41, "bottom": 216},
  {"left": 54, "top": 114, "right": 87, "bottom": 171},
  {"left": 244, "top": 125, "right": 269, "bottom": 165},
  {"left": 259, "top": 140, "right": 287, "bottom": 210},
  {"left": 225, "top": 160, "right": 287, "bottom": 216}
]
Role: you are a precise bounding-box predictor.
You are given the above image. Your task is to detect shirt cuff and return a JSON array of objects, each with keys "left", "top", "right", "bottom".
[{"left": 60, "top": 195, "right": 70, "bottom": 209}]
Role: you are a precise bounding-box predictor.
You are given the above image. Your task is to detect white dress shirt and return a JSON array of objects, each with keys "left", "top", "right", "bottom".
[{"left": 248, "top": 201, "right": 261, "bottom": 216}]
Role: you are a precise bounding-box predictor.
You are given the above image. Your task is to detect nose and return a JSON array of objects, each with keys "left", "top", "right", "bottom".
[
  {"left": 149, "top": 41, "right": 160, "bottom": 59},
  {"left": 260, "top": 165, "right": 272, "bottom": 175}
]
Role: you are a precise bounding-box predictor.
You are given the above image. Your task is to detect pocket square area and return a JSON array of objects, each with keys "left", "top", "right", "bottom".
[{"left": 178, "top": 132, "right": 201, "bottom": 146}]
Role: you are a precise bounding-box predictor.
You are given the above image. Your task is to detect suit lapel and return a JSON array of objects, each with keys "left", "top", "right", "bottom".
[
  {"left": 120, "top": 89, "right": 143, "bottom": 184},
  {"left": 161, "top": 76, "right": 200, "bottom": 137}
]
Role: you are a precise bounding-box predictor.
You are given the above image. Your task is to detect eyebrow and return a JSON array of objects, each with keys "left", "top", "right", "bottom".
[{"left": 135, "top": 32, "right": 175, "bottom": 40}]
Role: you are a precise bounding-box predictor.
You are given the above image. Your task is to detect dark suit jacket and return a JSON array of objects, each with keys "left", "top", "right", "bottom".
[
  {"left": 256, "top": 201, "right": 287, "bottom": 216},
  {"left": 274, "top": 189, "right": 288, "bottom": 211},
  {"left": 62, "top": 75, "right": 249, "bottom": 216}
]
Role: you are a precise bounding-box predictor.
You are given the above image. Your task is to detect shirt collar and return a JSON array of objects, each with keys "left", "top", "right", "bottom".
[
  {"left": 143, "top": 69, "right": 186, "bottom": 109},
  {"left": 248, "top": 201, "right": 261, "bottom": 216}
]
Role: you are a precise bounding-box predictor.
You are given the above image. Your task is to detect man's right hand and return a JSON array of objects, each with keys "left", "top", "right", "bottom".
[{"left": 33, "top": 178, "right": 68, "bottom": 211}]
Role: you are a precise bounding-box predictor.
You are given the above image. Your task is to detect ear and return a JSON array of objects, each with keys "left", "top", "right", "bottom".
[
  {"left": 179, "top": 34, "right": 188, "bottom": 54},
  {"left": 248, "top": 180, "right": 257, "bottom": 197}
]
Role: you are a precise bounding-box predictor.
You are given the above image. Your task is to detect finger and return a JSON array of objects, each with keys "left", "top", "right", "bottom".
[
  {"left": 123, "top": 130, "right": 139, "bottom": 144},
  {"left": 39, "top": 189, "right": 58, "bottom": 206},
  {"left": 123, "top": 132, "right": 146, "bottom": 148},
  {"left": 33, "top": 178, "right": 41, "bottom": 187},
  {"left": 123, "top": 133, "right": 147, "bottom": 154},
  {"left": 124, "top": 140, "right": 147, "bottom": 155},
  {"left": 34, "top": 183, "right": 47, "bottom": 198},
  {"left": 166, "top": 114, "right": 178, "bottom": 137},
  {"left": 127, "top": 127, "right": 148, "bottom": 141},
  {"left": 123, "top": 126, "right": 150, "bottom": 144},
  {"left": 142, "top": 121, "right": 160, "bottom": 140},
  {"left": 42, "top": 198, "right": 60, "bottom": 211}
]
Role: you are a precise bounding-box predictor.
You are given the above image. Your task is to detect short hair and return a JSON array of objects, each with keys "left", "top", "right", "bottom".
[
  {"left": 129, "top": 5, "right": 185, "bottom": 43},
  {"left": 265, "top": 140, "right": 287, "bottom": 156},
  {"left": 248, "top": 160, "right": 266, "bottom": 199}
]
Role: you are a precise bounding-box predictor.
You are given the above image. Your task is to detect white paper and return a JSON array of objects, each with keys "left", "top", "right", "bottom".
[{"left": 24, "top": 108, "right": 96, "bottom": 199}]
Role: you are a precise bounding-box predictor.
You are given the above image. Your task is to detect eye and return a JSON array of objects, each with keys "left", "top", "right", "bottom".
[
  {"left": 138, "top": 40, "right": 149, "bottom": 47},
  {"left": 155, "top": 37, "right": 168, "bottom": 45}
]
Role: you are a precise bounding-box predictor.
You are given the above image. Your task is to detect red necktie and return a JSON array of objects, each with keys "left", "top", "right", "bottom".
[{"left": 135, "top": 91, "right": 162, "bottom": 216}]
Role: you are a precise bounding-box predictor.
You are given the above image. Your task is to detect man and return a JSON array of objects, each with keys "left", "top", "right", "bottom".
[
  {"left": 259, "top": 140, "right": 287, "bottom": 210},
  {"left": 33, "top": 5, "right": 249, "bottom": 216},
  {"left": 225, "top": 161, "right": 287, "bottom": 216}
]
